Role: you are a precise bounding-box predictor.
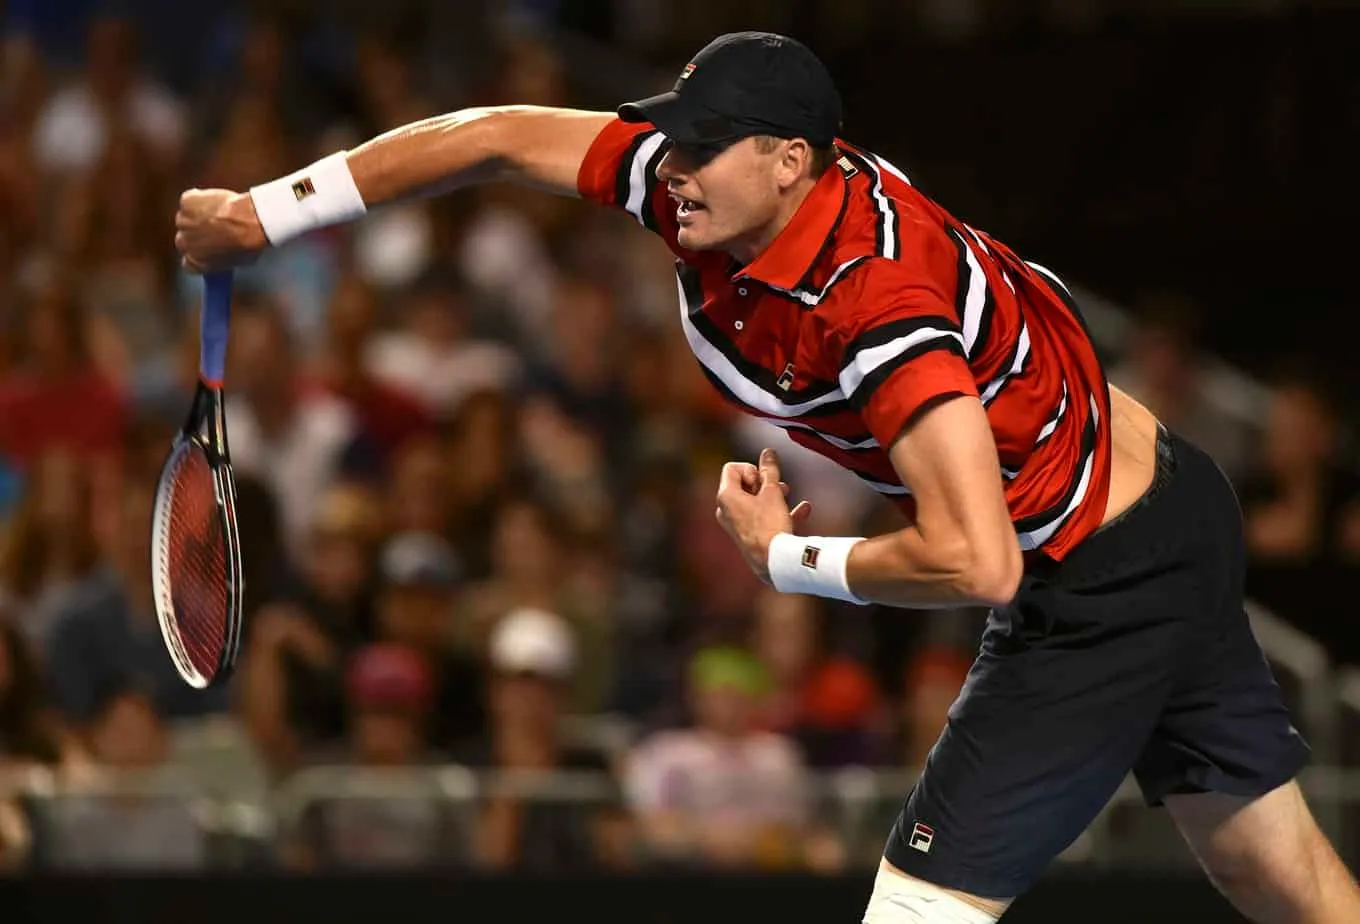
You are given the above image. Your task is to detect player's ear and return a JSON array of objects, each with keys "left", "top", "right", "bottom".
[{"left": 779, "top": 139, "right": 812, "bottom": 188}]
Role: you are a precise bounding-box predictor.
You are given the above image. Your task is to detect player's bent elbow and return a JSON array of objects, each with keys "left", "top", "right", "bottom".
[{"left": 961, "top": 541, "right": 1023, "bottom": 608}]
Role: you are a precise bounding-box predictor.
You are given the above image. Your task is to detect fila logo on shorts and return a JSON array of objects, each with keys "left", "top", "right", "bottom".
[
  {"left": 679, "top": 62, "right": 696, "bottom": 80},
  {"left": 909, "top": 822, "right": 935, "bottom": 854}
]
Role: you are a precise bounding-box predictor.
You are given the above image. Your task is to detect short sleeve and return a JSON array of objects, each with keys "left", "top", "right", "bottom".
[
  {"left": 819, "top": 262, "right": 979, "bottom": 450},
  {"left": 576, "top": 118, "right": 681, "bottom": 251}
]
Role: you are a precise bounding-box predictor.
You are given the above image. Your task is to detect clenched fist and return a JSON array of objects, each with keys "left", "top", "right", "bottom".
[
  {"left": 174, "top": 189, "right": 269, "bottom": 274},
  {"left": 714, "top": 447, "right": 813, "bottom": 584}
]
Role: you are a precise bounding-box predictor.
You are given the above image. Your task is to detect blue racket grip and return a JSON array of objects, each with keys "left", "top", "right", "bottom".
[{"left": 200, "top": 271, "right": 233, "bottom": 385}]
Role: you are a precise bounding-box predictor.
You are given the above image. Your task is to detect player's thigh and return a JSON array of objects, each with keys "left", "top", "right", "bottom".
[
  {"left": 1128, "top": 438, "right": 1309, "bottom": 809},
  {"left": 881, "top": 574, "right": 1191, "bottom": 901},
  {"left": 1130, "top": 601, "right": 1309, "bottom": 809},
  {"left": 1165, "top": 781, "right": 1344, "bottom": 914}
]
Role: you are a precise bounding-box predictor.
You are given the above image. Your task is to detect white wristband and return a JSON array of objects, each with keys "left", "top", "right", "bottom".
[
  {"left": 767, "top": 533, "right": 868, "bottom": 604},
  {"left": 248, "top": 151, "right": 367, "bottom": 246}
]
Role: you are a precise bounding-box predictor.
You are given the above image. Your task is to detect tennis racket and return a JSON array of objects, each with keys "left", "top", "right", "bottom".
[{"left": 151, "top": 271, "right": 245, "bottom": 689}]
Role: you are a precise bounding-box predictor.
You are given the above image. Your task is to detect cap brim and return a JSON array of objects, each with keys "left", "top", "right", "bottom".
[{"left": 618, "top": 92, "right": 742, "bottom": 146}]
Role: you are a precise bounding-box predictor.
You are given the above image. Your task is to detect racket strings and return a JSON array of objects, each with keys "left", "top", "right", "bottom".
[{"left": 164, "top": 447, "right": 230, "bottom": 679}]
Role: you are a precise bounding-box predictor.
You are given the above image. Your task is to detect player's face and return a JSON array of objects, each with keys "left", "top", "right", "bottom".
[{"left": 657, "top": 137, "right": 789, "bottom": 255}]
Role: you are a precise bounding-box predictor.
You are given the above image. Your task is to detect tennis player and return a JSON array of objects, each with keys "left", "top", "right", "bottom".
[{"left": 174, "top": 31, "right": 1360, "bottom": 923}]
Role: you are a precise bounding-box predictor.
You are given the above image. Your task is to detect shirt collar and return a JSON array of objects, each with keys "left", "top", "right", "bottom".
[{"left": 733, "top": 165, "right": 849, "bottom": 292}]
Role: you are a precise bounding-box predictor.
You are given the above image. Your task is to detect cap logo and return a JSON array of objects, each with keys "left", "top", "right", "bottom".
[{"left": 679, "top": 62, "right": 696, "bottom": 80}]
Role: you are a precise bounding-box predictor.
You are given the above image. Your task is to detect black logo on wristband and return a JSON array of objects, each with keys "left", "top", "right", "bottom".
[
  {"left": 801, "top": 546, "right": 820, "bottom": 569},
  {"left": 292, "top": 178, "right": 316, "bottom": 201}
]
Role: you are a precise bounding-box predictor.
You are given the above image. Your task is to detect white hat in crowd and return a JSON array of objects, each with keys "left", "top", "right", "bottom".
[{"left": 489, "top": 607, "right": 576, "bottom": 681}]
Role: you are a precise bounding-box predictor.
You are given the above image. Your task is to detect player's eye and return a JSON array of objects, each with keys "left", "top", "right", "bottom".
[{"left": 670, "top": 140, "right": 730, "bottom": 168}]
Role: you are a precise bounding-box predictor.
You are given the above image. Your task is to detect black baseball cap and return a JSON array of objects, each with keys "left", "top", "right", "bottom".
[{"left": 618, "top": 32, "right": 842, "bottom": 149}]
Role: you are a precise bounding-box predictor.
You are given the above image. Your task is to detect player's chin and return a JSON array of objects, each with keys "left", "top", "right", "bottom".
[{"left": 675, "top": 222, "right": 724, "bottom": 252}]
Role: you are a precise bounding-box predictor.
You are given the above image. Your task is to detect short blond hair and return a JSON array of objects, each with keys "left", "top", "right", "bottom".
[{"left": 753, "top": 135, "right": 839, "bottom": 177}]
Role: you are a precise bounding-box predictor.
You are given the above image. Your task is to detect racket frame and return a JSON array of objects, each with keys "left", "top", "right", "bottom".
[{"left": 151, "top": 275, "right": 245, "bottom": 689}]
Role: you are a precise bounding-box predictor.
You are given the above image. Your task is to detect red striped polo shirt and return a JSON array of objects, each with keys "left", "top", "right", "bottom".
[{"left": 577, "top": 118, "right": 1112, "bottom": 561}]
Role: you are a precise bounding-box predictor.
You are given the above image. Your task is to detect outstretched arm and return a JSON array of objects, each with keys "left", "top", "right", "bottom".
[{"left": 174, "top": 106, "right": 613, "bottom": 272}]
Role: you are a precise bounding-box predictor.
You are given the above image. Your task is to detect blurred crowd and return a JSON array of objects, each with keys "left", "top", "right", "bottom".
[{"left": 0, "top": 6, "right": 1357, "bottom": 875}]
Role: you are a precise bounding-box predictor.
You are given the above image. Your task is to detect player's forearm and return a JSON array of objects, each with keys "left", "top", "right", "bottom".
[
  {"left": 846, "top": 526, "right": 1022, "bottom": 609},
  {"left": 344, "top": 107, "right": 514, "bottom": 206},
  {"left": 769, "top": 525, "right": 1021, "bottom": 610},
  {"left": 239, "top": 108, "right": 514, "bottom": 248},
  {"left": 239, "top": 105, "right": 606, "bottom": 250}
]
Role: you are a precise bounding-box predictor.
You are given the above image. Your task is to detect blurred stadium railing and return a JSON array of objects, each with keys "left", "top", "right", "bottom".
[{"left": 6, "top": 757, "right": 1360, "bottom": 873}]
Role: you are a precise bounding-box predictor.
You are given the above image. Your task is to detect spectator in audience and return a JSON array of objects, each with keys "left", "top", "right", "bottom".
[
  {"left": 242, "top": 524, "right": 482, "bottom": 771},
  {"left": 444, "top": 389, "right": 520, "bottom": 577},
  {"left": 342, "top": 643, "right": 442, "bottom": 767},
  {"left": 607, "top": 445, "right": 693, "bottom": 726},
  {"left": 190, "top": 64, "right": 337, "bottom": 341},
  {"left": 34, "top": 687, "right": 205, "bottom": 870},
  {"left": 516, "top": 397, "right": 615, "bottom": 538},
  {"left": 289, "top": 481, "right": 383, "bottom": 636},
  {"left": 0, "top": 278, "right": 126, "bottom": 475},
  {"left": 751, "top": 590, "right": 884, "bottom": 769},
  {"left": 458, "top": 606, "right": 631, "bottom": 872},
  {"left": 1239, "top": 367, "right": 1360, "bottom": 662},
  {"left": 0, "top": 452, "right": 104, "bottom": 650},
  {"left": 52, "top": 118, "right": 175, "bottom": 367},
  {"left": 1108, "top": 292, "right": 1251, "bottom": 481},
  {"left": 44, "top": 472, "right": 230, "bottom": 723},
  {"left": 0, "top": 619, "right": 88, "bottom": 868},
  {"left": 371, "top": 532, "right": 487, "bottom": 753},
  {"left": 346, "top": 32, "right": 442, "bottom": 291},
  {"left": 384, "top": 431, "right": 459, "bottom": 538},
  {"left": 365, "top": 269, "right": 521, "bottom": 420},
  {"left": 238, "top": 593, "right": 343, "bottom": 775},
  {"left": 313, "top": 273, "right": 432, "bottom": 462},
  {"left": 0, "top": 33, "right": 46, "bottom": 289},
  {"left": 223, "top": 292, "right": 364, "bottom": 559},
  {"left": 236, "top": 482, "right": 382, "bottom": 772},
  {"left": 527, "top": 274, "right": 631, "bottom": 455},
  {"left": 462, "top": 495, "right": 614, "bottom": 714},
  {"left": 285, "top": 643, "right": 466, "bottom": 871},
  {"left": 624, "top": 646, "right": 831, "bottom": 870},
  {"left": 193, "top": 16, "right": 302, "bottom": 191},
  {"left": 896, "top": 646, "right": 973, "bottom": 770},
  {"left": 0, "top": 619, "right": 85, "bottom": 772},
  {"left": 32, "top": 15, "right": 185, "bottom": 178},
  {"left": 674, "top": 465, "right": 767, "bottom": 633}
]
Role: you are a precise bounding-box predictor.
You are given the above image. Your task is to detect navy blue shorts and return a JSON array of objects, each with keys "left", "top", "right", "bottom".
[{"left": 882, "top": 427, "right": 1310, "bottom": 899}]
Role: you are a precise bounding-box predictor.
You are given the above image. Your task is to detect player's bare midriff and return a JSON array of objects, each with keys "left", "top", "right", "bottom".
[{"left": 1102, "top": 385, "right": 1161, "bottom": 528}]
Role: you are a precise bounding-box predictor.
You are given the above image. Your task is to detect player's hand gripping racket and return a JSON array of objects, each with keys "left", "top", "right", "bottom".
[{"left": 151, "top": 272, "right": 244, "bottom": 689}]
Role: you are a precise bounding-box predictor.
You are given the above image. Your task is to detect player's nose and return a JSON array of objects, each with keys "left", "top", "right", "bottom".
[{"left": 655, "top": 145, "right": 682, "bottom": 182}]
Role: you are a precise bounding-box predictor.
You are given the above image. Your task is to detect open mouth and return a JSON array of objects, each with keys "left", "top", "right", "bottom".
[{"left": 670, "top": 192, "right": 705, "bottom": 217}]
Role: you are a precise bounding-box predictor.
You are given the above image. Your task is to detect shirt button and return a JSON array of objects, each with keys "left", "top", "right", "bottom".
[
  {"left": 734, "top": 320, "right": 744, "bottom": 331},
  {"left": 737, "top": 286, "right": 749, "bottom": 296}
]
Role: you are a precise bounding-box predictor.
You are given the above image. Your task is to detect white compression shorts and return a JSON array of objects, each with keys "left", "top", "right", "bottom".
[{"left": 862, "top": 861, "right": 1002, "bottom": 923}]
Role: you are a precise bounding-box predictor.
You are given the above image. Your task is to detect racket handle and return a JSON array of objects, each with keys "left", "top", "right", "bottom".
[{"left": 200, "top": 271, "right": 234, "bottom": 386}]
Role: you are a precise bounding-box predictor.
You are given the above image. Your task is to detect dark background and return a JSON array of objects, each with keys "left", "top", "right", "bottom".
[{"left": 0, "top": 0, "right": 1354, "bottom": 916}]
